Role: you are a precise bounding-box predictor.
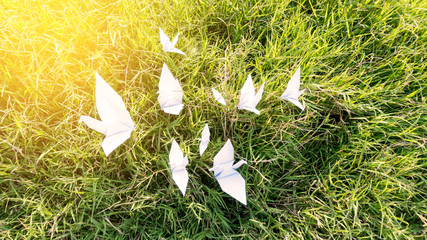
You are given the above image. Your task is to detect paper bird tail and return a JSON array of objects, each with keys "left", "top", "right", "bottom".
[
  {"left": 232, "top": 160, "right": 247, "bottom": 169},
  {"left": 168, "top": 48, "right": 186, "bottom": 55},
  {"left": 240, "top": 106, "right": 260, "bottom": 115},
  {"left": 79, "top": 116, "right": 108, "bottom": 134}
]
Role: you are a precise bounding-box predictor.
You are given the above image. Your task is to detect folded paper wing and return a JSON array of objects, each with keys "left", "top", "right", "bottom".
[
  {"left": 79, "top": 73, "right": 135, "bottom": 156},
  {"left": 157, "top": 63, "right": 184, "bottom": 115},
  {"left": 238, "top": 74, "right": 265, "bottom": 115},
  {"left": 198, "top": 123, "right": 210, "bottom": 156},
  {"left": 169, "top": 140, "right": 189, "bottom": 195},
  {"left": 281, "top": 66, "right": 305, "bottom": 111},
  {"left": 253, "top": 82, "right": 265, "bottom": 107},
  {"left": 159, "top": 27, "right": 186, "bottom": 55},
  {"left": 210, "top": 139, "right": 247, "bottom": 205},
  {"left": 212, "top": 88, "right": 226, "bottom": 105}
]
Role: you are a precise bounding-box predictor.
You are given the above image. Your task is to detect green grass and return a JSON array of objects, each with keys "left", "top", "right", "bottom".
[{"left": 1, "top": 0, "right": 426, "bottom": 239}]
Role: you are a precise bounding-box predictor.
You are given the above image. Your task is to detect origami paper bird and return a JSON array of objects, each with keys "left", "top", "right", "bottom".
[
  {"left": 159, "top": 27, "right": 186, "bottom": 55},
  {"left": 238, "top": 74, "right": 265, "bottom": 115},
  {"left": 157, "top": 63, "right": 184, "bottom": 115},
  {"left": 79, "top": 73, "right": 135, "bottom": 156},
  {"left": 212, "top": 88, "right": 226, "bottom": 105},
  {"left": 281, "top": 66, "right": 305, "bottom": 110},
  {"left": 169, "top": 139, "right": 189, "bottom": 195},
  {"left": 210, "top": 139, "right": 247, "bottom": 205},
  {"left": 197, "top": 123, "right": 210, "bottom": 156}
]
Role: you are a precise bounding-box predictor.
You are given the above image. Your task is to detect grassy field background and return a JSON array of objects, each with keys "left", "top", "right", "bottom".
[{"left": 1, "top": 0, "right": 426, "bottom": 239}]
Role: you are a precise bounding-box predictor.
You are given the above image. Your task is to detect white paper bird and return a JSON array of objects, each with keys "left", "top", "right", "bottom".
[
  {"left": 159, "top": 27, "right": 186, "bottom": 55},
  {"left": 238, "top": 74, "right": 265, "bottom": 115},
  {"left": 79, "top": 73, "right": 135, "bottom": 156},
  {"left": 212, "top": 88, "right": 226, "bottom": 105},
  {"left": 197, "top": 123, "right": 210, "bottom": 156},
  {"left": 281, "top": 66, "right": 305, "bottom": 110},
  {"left": 169, "top": 139, "right": 189, "bottom": 195},
  {"left": 210, "top": 139, "right": 247, "bottom": 205},
  {"left": 157, "top": 63, "right": 184, "bottom": 115}
]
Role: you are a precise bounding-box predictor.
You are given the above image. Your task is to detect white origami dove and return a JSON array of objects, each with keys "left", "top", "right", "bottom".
[
  {"left": 238, "top": 74, "right": 265, "bottom": 115},
  {"left": 281, "top": 66, "right": 305, "bottom": 110},
  {"left": 212, "top": 88, "right": 226, "bottom": 105},
  {"left": 157, "top": 63, "right": 184, "bottom": 115},
  {"left": 159, "top": 27, "right": 186, "bottom": 55},
  {"left": 79, "top": 73, "right": 135, "bottom": 156},
  {"left": 197, "top": 123, "right": 210, "bottom": 156},
  {"left": 210, "top": 139, "right": 247, "bottom": 205},
  {"left": 169, "top": 140, "right": 189, "bottom": 195}
]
